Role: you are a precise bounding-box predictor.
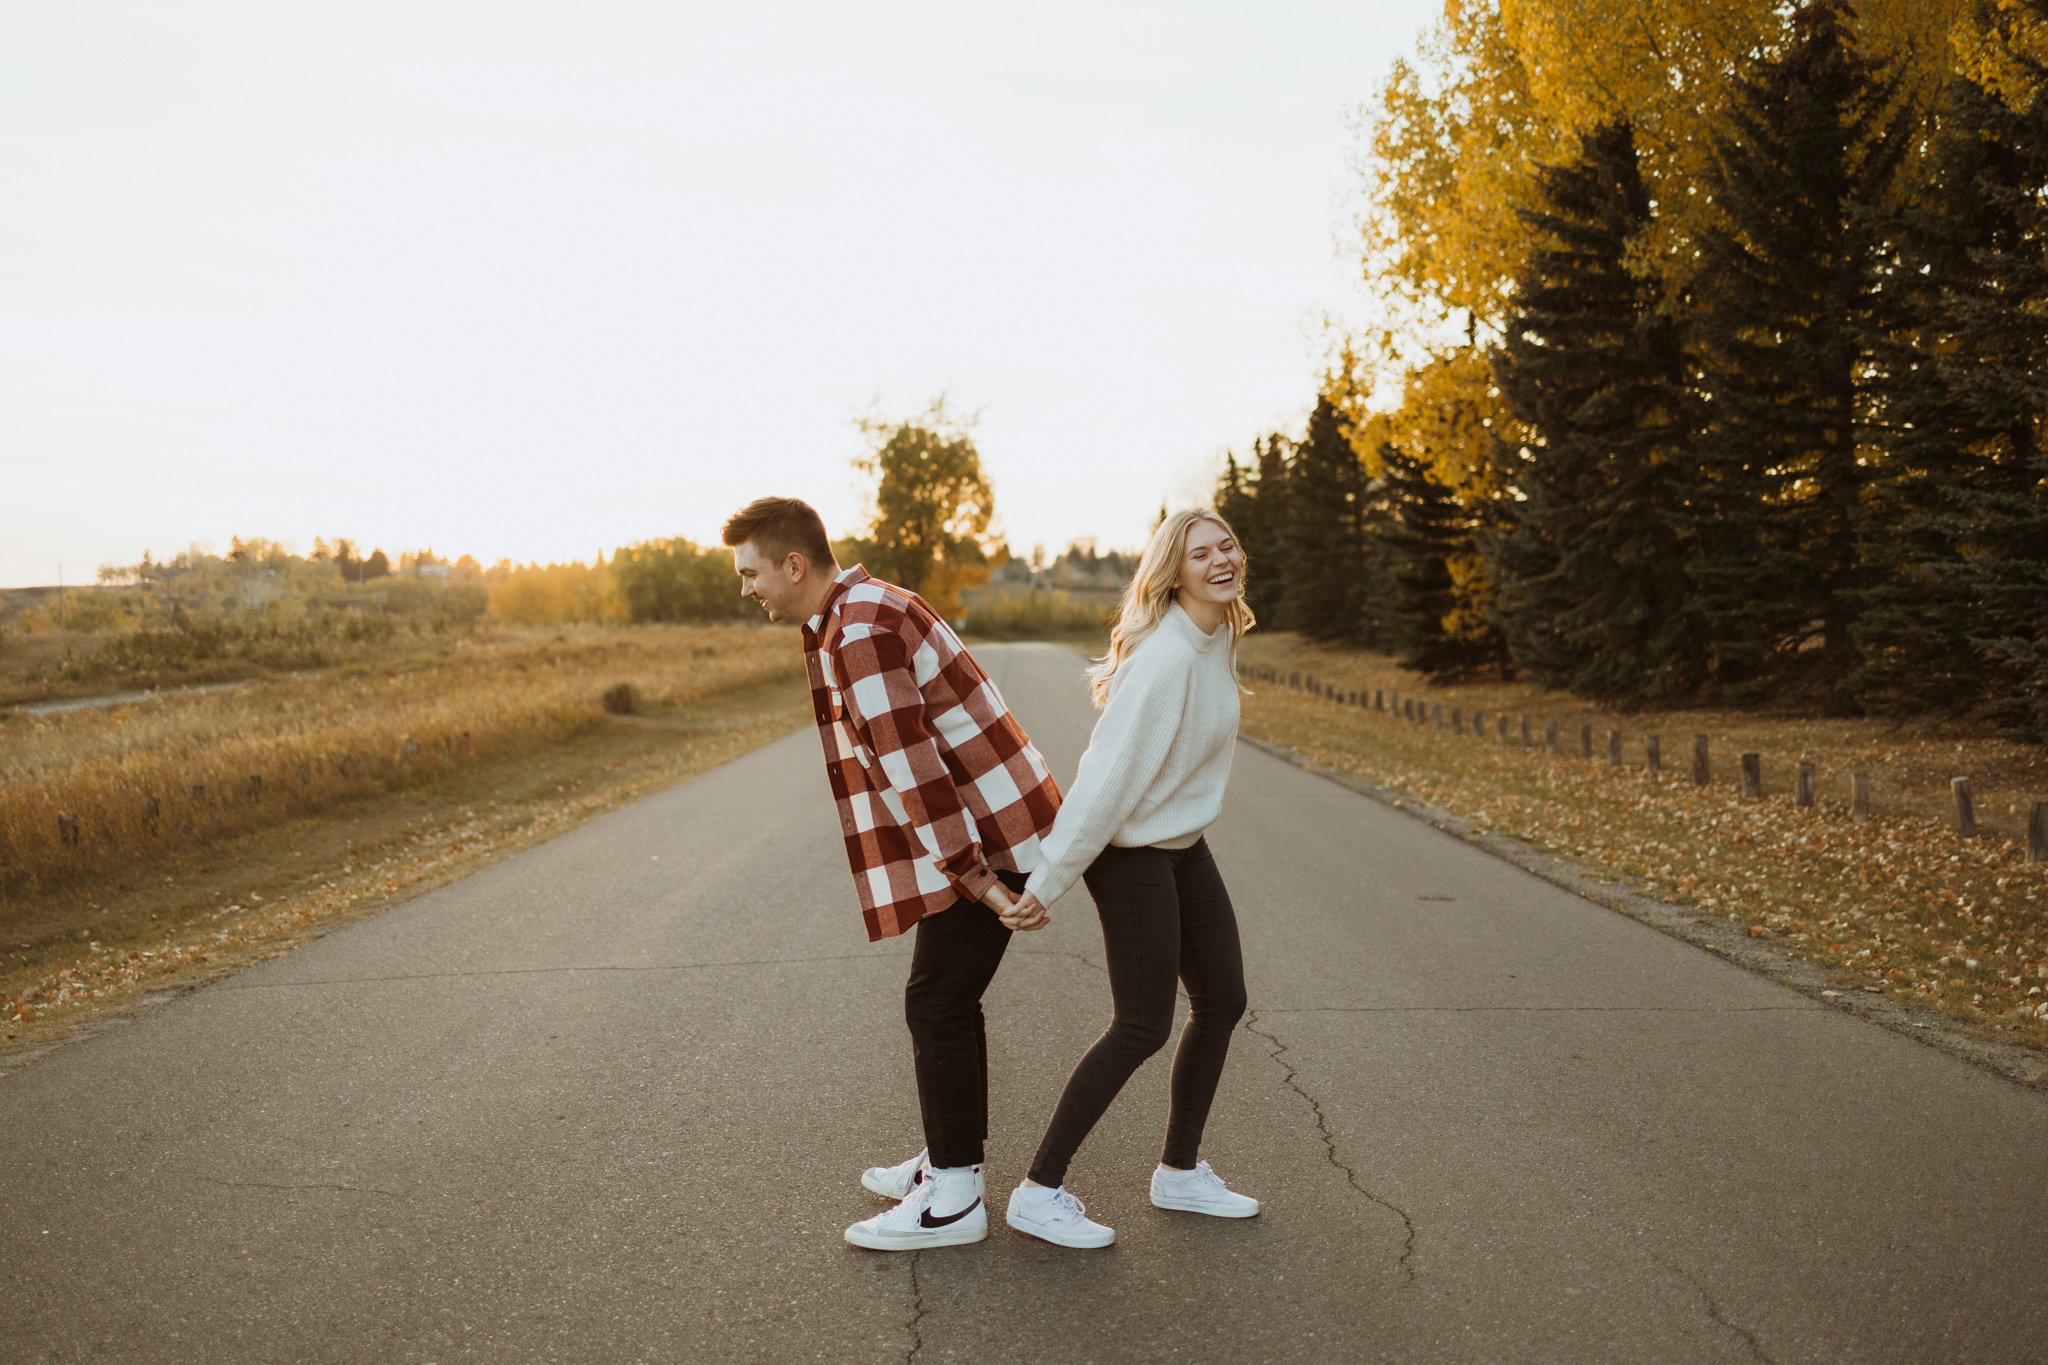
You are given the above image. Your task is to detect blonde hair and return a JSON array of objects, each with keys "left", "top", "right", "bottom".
[{"left": 1086, "top": 508, "right": 1256, "bottom": 707}]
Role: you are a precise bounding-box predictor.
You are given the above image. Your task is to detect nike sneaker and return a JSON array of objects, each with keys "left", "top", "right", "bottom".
[{"left": 845, "top": 1169, "right": 987, "bottom": 1251}]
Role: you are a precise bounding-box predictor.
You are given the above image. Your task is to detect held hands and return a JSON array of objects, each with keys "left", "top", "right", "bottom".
[{"left": 981, "top": 882, "right": 1051, "bottom": 932}]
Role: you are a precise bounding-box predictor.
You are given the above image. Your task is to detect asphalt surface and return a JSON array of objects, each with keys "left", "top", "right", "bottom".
[{"left": 4, "top": 642, "right": 2046, "bottom": 1364}]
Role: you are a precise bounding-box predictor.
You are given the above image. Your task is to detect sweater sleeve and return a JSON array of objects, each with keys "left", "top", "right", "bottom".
[{"left": 1024, "top": 640, "right": 1190, "bottom": 905}]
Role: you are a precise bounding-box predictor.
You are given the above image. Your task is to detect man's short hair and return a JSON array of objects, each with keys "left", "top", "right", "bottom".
[{"left": 721, "top": 496, "right": 837, "bottom": 571}]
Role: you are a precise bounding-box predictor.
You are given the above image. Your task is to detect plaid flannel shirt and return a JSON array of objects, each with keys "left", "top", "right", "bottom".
[{"left": 803, "top": 566, "right": 1061, "bottom": 941}]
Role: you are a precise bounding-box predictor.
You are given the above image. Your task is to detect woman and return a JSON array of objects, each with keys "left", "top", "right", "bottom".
[{"left": 1002, "top": 508, "right": 1258, "bottom": 1249}]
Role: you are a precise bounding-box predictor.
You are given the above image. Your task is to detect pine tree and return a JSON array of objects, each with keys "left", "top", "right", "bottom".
[
  {"left": 1855, "top": 0, "right": 2048, "bottom": 739},
  {"left": 1214, "top": 434, "right": 1297, "bottom": 630},
  {"left": 1284, "top": 396, "right": 1371, "bottom": 642},
  {"left": 1688, "top": 0, "right": 1912, "bottom": 707},
  {"left": 1487, "top": 120, "right": 1704, "bottom": 704},
  {"left": 1250, "top": 432, "right": 1303, "bottom": 631},
  {"left": 1372, "top": 444, "right": 1473, "bottom": 678}
]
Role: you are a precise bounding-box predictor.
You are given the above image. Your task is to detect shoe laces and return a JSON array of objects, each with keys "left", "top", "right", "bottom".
[
  {"left": 1179, "top": 1160, "right": 1227, "bottom": 1192},
  {"left": 879, "top": 1177, "right": 939, "bottom": 1229},
  {"left": 1045, "top": 1187, "right": 1089, "bottom": 1223}
]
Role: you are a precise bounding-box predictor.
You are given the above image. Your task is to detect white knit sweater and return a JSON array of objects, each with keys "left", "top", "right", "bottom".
[{"left": 1024, "top": 602, "right": 1241, "bottom": 905}]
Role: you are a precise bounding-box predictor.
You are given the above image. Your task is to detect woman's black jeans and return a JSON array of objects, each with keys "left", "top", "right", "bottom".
[{"left": 1028, "top": 837, "right": 1246, "bottom": 1188}]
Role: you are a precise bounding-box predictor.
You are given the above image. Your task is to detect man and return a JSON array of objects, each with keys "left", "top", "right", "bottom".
[{"left": 722, "top": 496, "right": 1060, "bottom": 1251}]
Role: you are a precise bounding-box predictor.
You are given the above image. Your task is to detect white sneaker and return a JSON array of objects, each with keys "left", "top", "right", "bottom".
[
  {"left": 861, "top": 1148, "right": 930, "bottom": 1200},
  {"left": 1150, "top": 1160, "right": 1260, "bottom": 1218},
  {"left": 1005, "top": 1182, "right": 1115, "bottom": 1249},
  {"left": 845, "top": 1170, "right": 987, "bottom": 1251},
  {"left": 860, "top": 1149, "right": 984, "bottom": 1202}
]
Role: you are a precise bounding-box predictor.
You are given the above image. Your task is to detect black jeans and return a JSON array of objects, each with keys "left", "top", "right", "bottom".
[
  {"left": 903, "top": 870, "right": 1028, "bottom": 1169},
  {"left": 1028, "top": 838, "right": 1247, "bottom": 1188}
]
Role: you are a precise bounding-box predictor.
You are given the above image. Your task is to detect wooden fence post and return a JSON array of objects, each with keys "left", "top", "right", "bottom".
[
  {"left": 1692, "top": 734, "right": 1710, "bottom": 787},
  {"left": 1497, "top": 713, "right": 1510, "bottom": 743},
  {"left": 1545, "top": 719, "right": 1559, "bottom": 754},
  {"left": 2029, "top": 802, "right": 2047, "bottom": 862},
  {"left": 1580, "top": 724, "right": 1593, "bottom": 760},
  {"left": 1645, "top": 734, "right": 1661, "bottom": 773},
  {"left": 140, "top": 794, "right": 160, "bottom": 831},
  {"left": 1850, "top": 772, "right": 1871, "bottom": 823},
  {"left": 1952, "top": 777, "right": 1976, "bottom": 838},
  {"left": 1607, "top": 730, "right": 1623, "bottom": 767},
  {"left": 1451, "top": 706, "right": 1462, "bottom": 734},
  {"left": 58, "top": 813, "right": 80, "bottom": 846},
  {"left": 1433, "top": 702, "right": 1444, "bottom": 730},
  {"left": 1741, "top": 753, "right": 1762, "bottom": 799},
  {"left": 1373, "top": 689, "right": 1383, "bottom": 710},
  {"left": 1520, "top": 715, "right": 1532, "bottom": 747},
  {"left": 1796, "top": 762, "right": 1815, "bottom": 810}
]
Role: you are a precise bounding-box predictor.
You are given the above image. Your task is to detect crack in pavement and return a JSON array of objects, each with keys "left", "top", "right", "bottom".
[
  {"left": 1659, "top": 1259, "right": 1775, "bottom": 1363},
  {"left": 198, "top": 1176, "right": 401, "bottom": 1198},
  {"left": 905, "top": 1249, "right": 927, "bottom": 1365},
  {"left": 1008, "top": 948, "right": 1108, "bottom": 976},
  {"left": 1242, "top": 1008, "right": 1418, "bottom": 1283},
  {"left": 217, "top": 952, "right": 899, "bottom": 991},
  {"left": 1261, "top": 1004, "right": 1821, "bottom": 1014}
]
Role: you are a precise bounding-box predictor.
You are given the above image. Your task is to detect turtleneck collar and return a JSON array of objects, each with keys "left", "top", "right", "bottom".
[{"left": 1167, "top": 599, "right": 1228, "bottom": 651}]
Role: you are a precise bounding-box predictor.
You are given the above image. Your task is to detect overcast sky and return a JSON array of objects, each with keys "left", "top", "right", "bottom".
[{"left": 1, "top": 0, "right": 1434, "bottom": 587}]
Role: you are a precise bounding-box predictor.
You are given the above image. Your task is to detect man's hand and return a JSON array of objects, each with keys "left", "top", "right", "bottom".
[{"left": 1000, "top": 891, "right": 1050, "bottom": 933}]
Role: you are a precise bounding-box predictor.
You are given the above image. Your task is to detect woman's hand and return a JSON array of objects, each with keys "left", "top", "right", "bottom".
[{"left": 1000, "top": 892, "right": 1051, "bottom": 932}]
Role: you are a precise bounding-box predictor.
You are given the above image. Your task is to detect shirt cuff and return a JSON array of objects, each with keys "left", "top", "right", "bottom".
[{"left": 955, "top": 862, "right": 1001, "bottom": 905}]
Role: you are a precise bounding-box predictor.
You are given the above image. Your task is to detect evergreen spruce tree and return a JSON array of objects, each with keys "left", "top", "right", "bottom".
[
  {"left": 1284, "top": 396, "right": 1371, "bottom": 642},
  {"left": 1235, "top": 434, "right": 1298, "bottom": 629},
  {"left": 1487, "top": 120, "right": 1704, "bottom": 704},
  {"left": 1372, "top": 444, "right": 1475, "bottom": 678},
  {"left": 1855, "top": 0, "right": 2048, "bottom": 739},
  {"left": 1688, "top": 0, "right": 1911, "bottom": 707}
]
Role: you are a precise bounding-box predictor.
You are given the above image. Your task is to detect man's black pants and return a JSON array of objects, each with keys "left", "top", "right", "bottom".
[{"left": 903, "top": 870, "right": 1027, "bottom": 1169}]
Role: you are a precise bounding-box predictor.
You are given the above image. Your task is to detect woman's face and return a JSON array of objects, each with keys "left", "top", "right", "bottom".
[{"left": 1176, "top": 519, "right": 1243, "bottom": 608}]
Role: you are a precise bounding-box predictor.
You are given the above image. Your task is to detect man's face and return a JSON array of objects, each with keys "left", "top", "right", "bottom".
[{"left": 733, "top": 541, "right": 805, "bottom": 622}]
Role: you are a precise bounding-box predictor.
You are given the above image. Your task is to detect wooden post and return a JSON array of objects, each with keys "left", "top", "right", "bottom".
[
  {"left": 1291, "top": 671, "right": 1301, "bottom": 690},
  {"left": 140, "top": 794, "right": 160, "bottom": 830},
  {"left": 191, "top": 783, "right": 207, "bottom": 801},
  {"left": 1796, "top": 762, "right": 1815, "bottom": 809},
  {"left": 1433, "top": 702, "right": 1444, "bottom": 730},
  {"left": 58, "top": 813, "right": 80, "bottom": 846},
  {"left": 1450, "top": 706, "right": 1462, "bottom": 734},
  {"left": 1545, "top": 719, "right": 1559, "bottom": 754},
  {"left": 246, "top": 774, "right": 263, "bottom": 798},
  {"left": 1740, "top": 753, "right": 1762, "bottom": 799},
  {"left": 1496, "top": 713, "right": 1509, "bottom": 743},
  {"left": 1692, "top": 734, "right": 1710, "bottom": 787},
  {"left": 1374, "top": 689, "right": 1383, "bottom": 711},
  {"left": 1520, "top": 715, "right": 1532, "bottom": 747},
  {"left": 1580, "top": 724, "right": 1593, "bottom": 760},
  {"left": 1645, "top": 734, "right": 1661, "bottom": 773},
  {"left": 1850, "top": 772, "right": 1871, "bottom": 823},
  {"left": 2029, "top": 802, "right": 2047, "bottom": 862},
  {"left": 1952, "top": 777, "right": 1977, "bottom": 838},
  {"left": 1607, "top": 730, "right": 1623, "bottom": 767}
]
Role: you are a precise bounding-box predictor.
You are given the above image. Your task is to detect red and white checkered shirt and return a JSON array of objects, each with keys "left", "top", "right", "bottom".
[{"left": 803, "top": 566, "right": 1062, "bottom": 941}]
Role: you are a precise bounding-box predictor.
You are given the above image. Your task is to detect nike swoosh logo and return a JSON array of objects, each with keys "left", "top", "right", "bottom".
[{"left": 919, "top": 1198, "right": 981, "bottom": 1229}]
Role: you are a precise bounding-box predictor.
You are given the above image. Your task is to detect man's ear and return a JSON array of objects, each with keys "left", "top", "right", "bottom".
[{"left": 784, "top": 551, "right": 808, "bottom": 583}]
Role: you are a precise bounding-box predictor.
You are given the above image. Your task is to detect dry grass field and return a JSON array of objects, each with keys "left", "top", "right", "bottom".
[
  {"left": 1236, "top": 633, "right": 2048, "bottom": 1053},
  {"left": 1, "top": 623, "right": 809, "bottom": 1054}
]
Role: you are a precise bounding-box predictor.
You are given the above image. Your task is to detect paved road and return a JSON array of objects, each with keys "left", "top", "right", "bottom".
[{"left": 4, "top": 643, "right": 2046, "bottom": 1363}]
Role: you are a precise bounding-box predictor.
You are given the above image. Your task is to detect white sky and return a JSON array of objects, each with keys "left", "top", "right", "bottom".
[{"left": 1, "top": 0, "right": 1433, "bottom": 587}]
